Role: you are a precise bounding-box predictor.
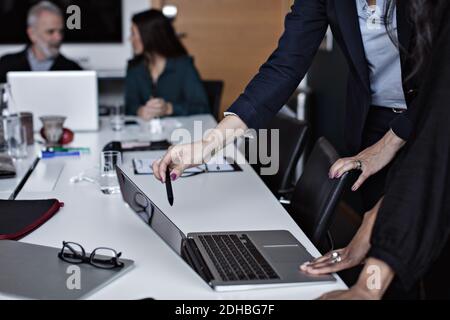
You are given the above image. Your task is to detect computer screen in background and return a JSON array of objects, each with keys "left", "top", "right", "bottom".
[{"left": 0, "top": 0, "right": 123, "bottom": 44}]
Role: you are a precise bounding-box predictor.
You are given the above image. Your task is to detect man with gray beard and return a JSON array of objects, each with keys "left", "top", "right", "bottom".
[{"left": 0, "top": 1, "right": 82, "bottom": 83}]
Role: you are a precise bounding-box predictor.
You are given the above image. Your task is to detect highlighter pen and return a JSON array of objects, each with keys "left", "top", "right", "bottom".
[
  {"left": 41, "top": 151, "right": 81, "bottom": 159},
  {"left": 45, "top": 147, "right": 91, "bottom": 154}
]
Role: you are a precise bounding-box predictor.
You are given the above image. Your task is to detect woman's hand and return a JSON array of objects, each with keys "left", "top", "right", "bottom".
[
  {"left": 330, "top": 130, "right": 405, "bottom": 191},
  {"left": 138, "top": 98, "right": 173, "bottom": 120},
  {"left": 152, "top": 114, "right": 249, "bottom": 182},
  {"left": 152, "top": 140, "right": 209, "bottom": 182},
  {"left": 300, "top": 199, "right": 382, "bottom": 275}
]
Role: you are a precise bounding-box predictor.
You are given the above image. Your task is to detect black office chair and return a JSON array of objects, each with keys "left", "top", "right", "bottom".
[
  {"left": 287, "top": 137, "right": 349, "bottom": 251},
  {"left": 245, "top": 113, "right": 309, "bottom": 199},
  {"left": 202, "top": 80, "right": 224, "bottom": 121}
]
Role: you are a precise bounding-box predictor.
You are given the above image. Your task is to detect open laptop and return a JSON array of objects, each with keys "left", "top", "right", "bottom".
[
  {"left": 7, "top": 71, "right": 99, "bottom": 131},
  {"left": 116, "top": 166, "right": 336, "bottom": 291}
]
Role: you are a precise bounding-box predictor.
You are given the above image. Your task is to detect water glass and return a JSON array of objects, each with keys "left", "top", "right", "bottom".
[
  {"left": 110, "top": 105, "right": 125, "bottom": 131},
  {"left": 3, "top": 114, "right": 28, "bottom": 159},
  {"left": 99, "top": 151, "right": 122, "bottom": 195}
]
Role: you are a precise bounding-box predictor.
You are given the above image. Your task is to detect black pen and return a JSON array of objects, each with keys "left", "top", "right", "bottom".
[{"left": 165, "top": 169, "right": 174, "bottom": 206}]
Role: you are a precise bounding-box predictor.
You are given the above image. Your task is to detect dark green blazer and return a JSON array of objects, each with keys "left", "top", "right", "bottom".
[{"left": 125, "top": 55, "right": 210, "bottom": 117}]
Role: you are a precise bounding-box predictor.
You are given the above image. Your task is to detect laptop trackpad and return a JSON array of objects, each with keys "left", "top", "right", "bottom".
[{"left": 263, "top": 246, "right": 307, "bottom": 263}]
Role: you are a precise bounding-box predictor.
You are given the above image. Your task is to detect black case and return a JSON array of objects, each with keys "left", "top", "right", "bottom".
[
  {"left": 103, "top": 140, "right": 171, "bottom": 153},
  {"left": 0, "top": 199, "right": 64, "bottom": 240}
]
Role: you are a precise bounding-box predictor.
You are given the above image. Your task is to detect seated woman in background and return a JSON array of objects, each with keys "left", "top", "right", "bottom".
[{"left": 125, "top": 9, "right": 210, "bottom": 120}]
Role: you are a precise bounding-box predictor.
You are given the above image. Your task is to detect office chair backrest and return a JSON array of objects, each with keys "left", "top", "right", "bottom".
[
  {"left": 245, "top": 113, "right": 308, "bottom": 197},
  {"left": 202, "top": 80, "right": 224, "bottom": 121},
  {"left": 289, "top": 137, "right": 348, "bottom": 248}
]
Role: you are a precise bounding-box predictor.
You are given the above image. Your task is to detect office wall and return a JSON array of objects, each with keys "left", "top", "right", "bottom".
[{"left": 0, "top": 0, "right": 150, "bottom": 76}]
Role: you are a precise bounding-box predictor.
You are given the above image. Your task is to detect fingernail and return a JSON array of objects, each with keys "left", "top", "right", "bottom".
[
  {"left": 352, "top": 186, "right": 357, "bottom": 191},
  {"left": 171, "top": 174, "right": 177, "bottom": 181}
]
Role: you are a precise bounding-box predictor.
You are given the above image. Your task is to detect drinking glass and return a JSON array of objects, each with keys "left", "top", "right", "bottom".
[
  {"left": 99, "top": 151, "right": 122, "bottom": 195},
  {"left": 3, "top": 114, "right": 28, "bottom": 159},
  {"left": 110, "top": 105, "right": 125, "bottom": 131}
]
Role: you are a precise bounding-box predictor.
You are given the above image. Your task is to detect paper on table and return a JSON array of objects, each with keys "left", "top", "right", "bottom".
[
  {"left": 133, "top": 157, "right": 235, "bottom": 175},
  {"left": 133, "top": 159, "right": 203, "bottom": 175},
  {"left": 204, "top": 157, "right": 235, "bottom": 172}
]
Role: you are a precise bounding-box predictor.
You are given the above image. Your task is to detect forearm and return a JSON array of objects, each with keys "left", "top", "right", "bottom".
[
  {"left": 360, "top": 198, "right": 382, "bottom": 235},
  {"left": 354, "top": 201, "right": 394, "bottom": 299},
  {"left": 201, "top": 115, "right": 248, "bottom": 161},
  {"left": 353, "top": 257, "right": 395, "bottom": 299},
  {"left": 362, "top": 129, "right": 405, "bottom": 158}
]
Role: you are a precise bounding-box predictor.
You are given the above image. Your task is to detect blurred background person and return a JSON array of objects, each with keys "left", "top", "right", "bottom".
[
  {"left": 125, "top": 9, "right": 209, "bottom": 120},
  {"left": 0, "top": 1, "right": 82, "bottom": 83}
]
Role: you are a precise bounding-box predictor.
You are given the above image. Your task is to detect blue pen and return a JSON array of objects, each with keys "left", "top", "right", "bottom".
[{"left": 41, "top": 151, "right": 81, "bottom": 159}]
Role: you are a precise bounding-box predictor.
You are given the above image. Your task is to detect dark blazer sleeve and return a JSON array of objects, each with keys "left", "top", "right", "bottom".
[
  {"left": 389, "top": 112, "right": 413, "bottom": 141},
  {"left": 227, "top": 0, "right": 328, "bottom": 129},
  {"left": 369, "top": 14, "right": 450, "bottom": 291},
  {"left": 389, "top": 102, "right": 419, "bottom": 141},
  {"left": 171, "top": 57, "right": 210, "bottom": 116}
]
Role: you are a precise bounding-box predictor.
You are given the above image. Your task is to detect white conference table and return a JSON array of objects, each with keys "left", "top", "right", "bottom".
[{"left": 1, "top": 114, "right": 347, "bottom": 300}]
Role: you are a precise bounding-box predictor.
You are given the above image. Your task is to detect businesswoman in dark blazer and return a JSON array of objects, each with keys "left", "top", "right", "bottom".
[
  {"left": 152, "top": 0, "right": 422, "bottom": 215},
  {"left": 125, "top": 9, "right": 209, "bottom": 120},
  {"left": 302, "top": 0, "right": 450, "bottom": 299}
]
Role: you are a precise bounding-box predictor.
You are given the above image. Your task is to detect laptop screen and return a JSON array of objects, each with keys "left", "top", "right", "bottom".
[{"left": 117, "top": 166, "right": 185, "bottom": 255}]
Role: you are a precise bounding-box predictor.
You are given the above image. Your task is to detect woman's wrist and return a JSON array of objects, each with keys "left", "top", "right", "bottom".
[
  {"left": 362, "top": 198, "right": 382, "bottom": 225},
  {"left": 165, "top": 102, "right": 174, "bottom": 116},
  {"left": 201, "top": 131, "right": 223, "bottom": 163},
  {"left": 137, "top": 106, "right": 146, "bottom": 118},
  {"left": 200, "top": 115, "right": 248, "bottom": 163},
  {"left": 385, "top": 129, "right": 406, "bottom": 149}
]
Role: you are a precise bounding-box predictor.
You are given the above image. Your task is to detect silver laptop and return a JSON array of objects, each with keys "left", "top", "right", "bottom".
[
  {"left": 7, "top": 71, "right": 99, "bottom": 131},
  {"left": 0, "top": 240, "right": 134, "bottom": 300},
  {"left": 117, "top": 166, "right": 336, "bottom": 292}
]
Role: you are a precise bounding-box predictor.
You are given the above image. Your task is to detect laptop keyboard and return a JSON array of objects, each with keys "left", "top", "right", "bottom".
[{"left": 198, "top": 234, "right": 280, "bottom": 282}]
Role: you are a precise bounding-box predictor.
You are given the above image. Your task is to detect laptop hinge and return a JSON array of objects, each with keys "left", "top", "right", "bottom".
[{"left": 182, "top": 238, "right": 214, "bottom": 283}]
